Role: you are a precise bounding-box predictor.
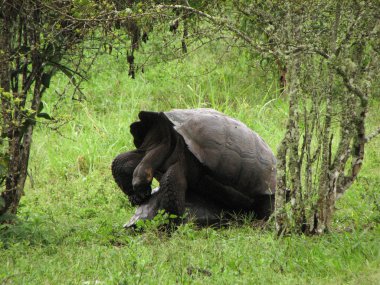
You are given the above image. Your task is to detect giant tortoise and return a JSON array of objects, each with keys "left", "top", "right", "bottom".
[{"left": 112, "top": 108, "right": 276, "bottom": 227}]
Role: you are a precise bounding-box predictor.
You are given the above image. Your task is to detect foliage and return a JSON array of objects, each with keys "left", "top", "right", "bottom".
[
  {"left": 134, "top": 210, "right": 179, "bottom": 231},
  {"left": 250, "top": 1, "right": 380, "bottom": 234},
  {"left": 0, "top": 0, "right": 144, "bottom": 216},
  {"left": 0, "top": 49, "right": 379, "bottom": 284},
  {"left": 148, "top": 0, "right": 380, "bottom": 234},
  {"left": 1, "top": 0, "right": 379, "bottom": 234},
  {"left": 0, "top": 3, "right": 379, "bottom": 283}
]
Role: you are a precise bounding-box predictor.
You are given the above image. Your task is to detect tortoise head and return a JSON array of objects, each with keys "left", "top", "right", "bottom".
[{"left": 130, "top": 111, "right": 174, "bottom": 149}]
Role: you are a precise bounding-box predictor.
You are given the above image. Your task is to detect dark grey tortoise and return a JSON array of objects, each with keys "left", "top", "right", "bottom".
[{"left": 112, "top": 108, "right": 276, "bottom": 227}]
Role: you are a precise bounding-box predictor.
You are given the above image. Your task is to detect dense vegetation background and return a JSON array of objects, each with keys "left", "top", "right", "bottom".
[
  {"left": 1, "top": 1, "right": 380, "bottom": 284},
  {"left": 1, "top": 44, "right": 379, "bottom": 284}
]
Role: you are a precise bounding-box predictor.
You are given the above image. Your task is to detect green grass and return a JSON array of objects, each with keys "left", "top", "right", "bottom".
[{"left": 1, "top": 46, "right": 379, "bottom": 284}]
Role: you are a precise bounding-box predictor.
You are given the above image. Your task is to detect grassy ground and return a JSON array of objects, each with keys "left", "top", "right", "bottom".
[{"left": 1, "top": 47, "right": 379, "bottom": 284}]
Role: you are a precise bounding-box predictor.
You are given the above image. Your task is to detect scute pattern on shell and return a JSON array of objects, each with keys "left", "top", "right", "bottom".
[{"left": 164, "top": 108, "right": 276, "bottom": 195}]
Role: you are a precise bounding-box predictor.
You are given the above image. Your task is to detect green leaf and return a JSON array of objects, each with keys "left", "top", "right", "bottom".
[
  {"left": 38, "top": 101, "right": 44, "bottom": 113},
  {"left": 52, "top": 63, "right": 79, "bottom": 85},
  {"left": 37, "top": 113, "right": 54, "bottom": 120},
  {"left": 41, "top": 73, "right": 52, "bottom": 88},
  {"left": 48, "top": 61, "right": 86, "bottom": 86},
  {"left": 0, "top": 157, "right": 8, "bottom": 179}
]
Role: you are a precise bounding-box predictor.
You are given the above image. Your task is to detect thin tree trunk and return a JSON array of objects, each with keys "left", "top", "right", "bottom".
[
  {"left": 0, "top": 1, "right": 43, "bottom": 216},
  {"left": 313, "top": 2, "right": 341, "bottom": 234},
  {"left": 275, "top": 58, "right": 302, "bottom": 234},
  {"left": 0, "top": 1, "right": 12, "bottom": 135},
  {"left": 0, "top": 1, "right": 14, "bottom": 215}
]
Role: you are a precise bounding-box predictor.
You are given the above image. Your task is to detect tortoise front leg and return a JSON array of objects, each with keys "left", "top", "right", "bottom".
[
  {"left": 111, "top": 150, "right": 144, "bottom": 205},
  {"left": 125, "top": 162, "right": 187, "bottom": 228},
  {"left": 131, "top": 143, "right": 171, "bottom": 205},
  {"left": 157, "top": 161, "right": 187, "bottom": 217}
]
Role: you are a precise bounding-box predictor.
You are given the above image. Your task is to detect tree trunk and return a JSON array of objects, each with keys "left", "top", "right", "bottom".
[
  {"left": 0, "top": 0, "right": 42, "bottom": 217},
  {"left": 0, "top": 1, "right": 14, "bottom": 216}
]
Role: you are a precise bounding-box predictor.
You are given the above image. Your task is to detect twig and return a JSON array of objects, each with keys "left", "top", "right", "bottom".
[{"left": 157, "top": 4, "right": 274, "bottom": 56}]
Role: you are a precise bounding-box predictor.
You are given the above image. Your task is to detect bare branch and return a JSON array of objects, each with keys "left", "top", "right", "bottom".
[
  {"left": 334, "top": 65, "right": 366, "bottom": 100},
  {"left": 157, "top": 4, "right": 274, "bottom": 56},
  {"left": 334, "top": 8, "right": 365, "bottom": 57}
]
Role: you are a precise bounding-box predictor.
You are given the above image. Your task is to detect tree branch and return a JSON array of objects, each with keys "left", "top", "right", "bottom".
[
  {"left": 157, "top": 4, "right": 274, "bottom": 56},
  {"left": 334, "top": 65, "right": 366, "bottom": 100}
]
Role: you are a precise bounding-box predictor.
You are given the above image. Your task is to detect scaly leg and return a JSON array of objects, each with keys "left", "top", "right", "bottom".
[
  {"left": 124, "top": 162, "right": 187, "bottom": 228},
  {"left": 111, "top": 150, "right": 145, "bottom": 205},
  {"left": 131, "top": 143, "right": 171, "bottom": 204},
  {"left": 157, "top": 162, "right": 187, "bottom": 217}
]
